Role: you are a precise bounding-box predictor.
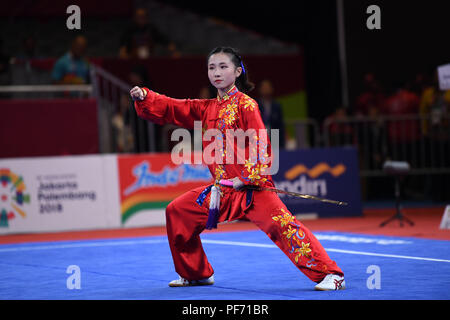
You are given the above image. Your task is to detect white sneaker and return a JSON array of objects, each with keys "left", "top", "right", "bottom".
[
  {"left": 168, "top": 275, "right": 215, "bottom": 287},
  {"left": 314, "top": 274, "right": 345, "bottom": 291}
]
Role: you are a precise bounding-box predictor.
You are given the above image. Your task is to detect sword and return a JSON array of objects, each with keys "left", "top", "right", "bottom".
[{"left": 219, "top": 179, "right": 348, "bottom": 206}]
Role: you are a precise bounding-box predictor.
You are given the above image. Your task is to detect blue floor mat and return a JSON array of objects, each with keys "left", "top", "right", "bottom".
[{"left": 0, "top": 230, "right": 449, "bottom": 300}]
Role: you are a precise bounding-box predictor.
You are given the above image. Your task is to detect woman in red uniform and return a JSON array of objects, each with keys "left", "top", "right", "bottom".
[{"left": 130, "top": 47, "right": 345, "bottom": 291}]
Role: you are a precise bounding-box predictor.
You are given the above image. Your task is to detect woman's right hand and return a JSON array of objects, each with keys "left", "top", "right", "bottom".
[
  {"left": 130, "top": 86, "right": 145, "bottom": 101},
  {"left": 228, "top": 177, "right": 245, "bottom": 190}
]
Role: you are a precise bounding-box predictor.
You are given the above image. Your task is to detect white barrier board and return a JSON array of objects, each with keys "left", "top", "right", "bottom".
[{"left": 0, "top": 155, "right": 120, "bottom": 234}]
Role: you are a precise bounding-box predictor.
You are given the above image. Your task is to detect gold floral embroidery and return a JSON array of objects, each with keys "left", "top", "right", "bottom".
[
  {"left": 217, "top": 85, "right": 238, "bottom": 102},
  {"left": 226, "top": 102, "right": 238, "bottom": 113},
  {"left": 215, "top": 88, "right": 270, "bottom": 187},
  {"left": 224, "top": 114, "right": 236, "bottom": 126},
  {"left": 245, "top": 162, "right": 268, "bottom": 184},
  {"left": 294, "top": 242, "right": 312, "bottom": 263},
  {"left": 241, "top": 96, "right": 257, "bottom": 111},
  {"left": 272, "top": 208, "right": 316, "bottom": 267},
  {"left": 248, "top": 168, "right": 260, "bottom": 181},
  {"left": 218, "top": 101, "right": 238, "bottom": 127},
  {"left": 244, "top": 159, "right": 254, "bottom": 171},
  {"left": 283, "top": 225, "right": 297, "bottom": 239},
  {"left": 295, "top": 242, "right": 312, "bottom": 257},
  {"left": 240, "top": 132, "right": 270, "bottom": 186},
  {"left": 272, "top": 208, "right": 295, "bottom": 227},
  {"left": 215, "top": 165, "right": 225, "bottom": 181}
]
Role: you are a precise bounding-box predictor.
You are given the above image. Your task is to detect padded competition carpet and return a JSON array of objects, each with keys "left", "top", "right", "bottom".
[{"left": 0, "top": 229, "right": 449, "bottom": 300}]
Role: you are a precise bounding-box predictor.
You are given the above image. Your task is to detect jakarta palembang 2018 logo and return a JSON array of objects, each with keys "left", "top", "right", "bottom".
[{"left": 0, "top": 168, "right": 30, "bottom": 228}]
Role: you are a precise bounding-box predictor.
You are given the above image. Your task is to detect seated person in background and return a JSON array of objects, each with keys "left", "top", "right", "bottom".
[
  {"left": 256, "top": 79, "right": 286, "bottom": 149},
  {"left": 119, "top": 7, "right": 179, "bottom": 59},
  {"left": 52, "top": 35, "right": 90, "bottom": 85},
  {"left": 384, "top": 82, "right": 420, "bottom": 132},
  {"left": 17, "top": 35, "right": 40, "bottom": 60},
  {"left": 419, "top": 70, "right": 450, "bottom": 136},
  {"left": 354, "top": 72, "right": 385, "bottom": 116},
  {"left": 324, "top": 107, "right": 354, "bottom": 146}
]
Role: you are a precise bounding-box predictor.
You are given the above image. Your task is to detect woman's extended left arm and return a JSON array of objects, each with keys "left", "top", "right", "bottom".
[{"left": 132, "top": 86, "right": 209, "bottom": 129}]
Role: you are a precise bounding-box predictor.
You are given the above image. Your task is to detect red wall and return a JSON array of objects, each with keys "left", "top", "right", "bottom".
[{"left": 0, "top": 99, "right": 99, "bottom": 158}]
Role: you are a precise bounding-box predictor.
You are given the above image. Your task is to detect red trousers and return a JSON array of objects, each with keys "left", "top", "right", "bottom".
[{"left": 165, "top": 185, "right": 344, "bottom": 283}]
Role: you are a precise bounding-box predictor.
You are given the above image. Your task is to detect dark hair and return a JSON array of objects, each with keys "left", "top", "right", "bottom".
[{"left": 207, "top": 47, "right": 255, "bottom": 93}]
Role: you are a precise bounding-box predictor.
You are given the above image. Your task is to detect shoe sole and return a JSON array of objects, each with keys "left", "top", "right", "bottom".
[
  {"left": 314, "top": 285, "right": 346, "bottom": 291},
  {"left": 169, "top": 281, "right": 214, "bottom": 287}
]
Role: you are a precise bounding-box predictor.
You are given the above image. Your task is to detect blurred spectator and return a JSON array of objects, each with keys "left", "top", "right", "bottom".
[
  {"left": 113, "top": 94, "right": 135, "bottom": 153},
  {"left": 407, "top": 72, "right": 430, "bottom": 97},
  {"left": 324, "top": 107, "right": 354, "bottom": 146},
  {"left": 354, "top": 73, "right": 385, "bottom": 116},
  {"left": 16, "top": 35, "right": 40, "bottom": 60},
  {"left": 119, "top": 7, "right": 180, "bottom": 59},
  {"left": 384, "top": 83, "right": 419, "bottom": 115},
  {"left": 383, "top": 81, "right": 420, "bottom": 170},
  {"left": 418, "top": 70, "right": 450, "bottom": 201},
  {"left": 198, "top": 85, "right": 215, "bottom": 99},
  {"left": 114, "top": 65, "right": 153, "bottom": 153},
  {"left": 419, "top": 70, "right": 450, "bottom": 136},
  {"left": 12, "top": 35, "right": 47, "bottom": 87},
  {"left": 364, "top": 104, "right": 390, "bottom": 199},
  {"left": 384, "top": 82, "right": 420, "bottom": 144},
  {"left": 51, "top": 35, "right": 90, "bottom": 85},
  {"left": 256, "top": 79, "right": 286, "bottom": 149},
  {"left": 195, "top": 85, "right": 215, "bottom": 151},
  {"left": 366, "top": 104, "right": 388, "bottom": 169}
]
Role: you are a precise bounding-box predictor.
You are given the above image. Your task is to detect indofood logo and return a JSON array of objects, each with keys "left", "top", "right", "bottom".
[
  {"left": 0, "top": 168, "right": 30, "bottom": 227},
  {"left": 275, "top": 163, "right": 346, "bottom": 197},
  {"left": 120, "top": 160, "right": 212, "bottom": 224}
]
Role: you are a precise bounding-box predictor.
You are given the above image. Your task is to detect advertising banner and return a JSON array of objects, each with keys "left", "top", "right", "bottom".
[
  {"left": 117, "top": 153, "right": 213, "bottom": 227},
  {"left": 0, "top": 155, "right": 120, "bottom": 234},
  {"left": 0, "top": 147, "right": 362, "bottom": 234},
  {"left": 272, "top": 147, "right": 362, "bottom": 218}
]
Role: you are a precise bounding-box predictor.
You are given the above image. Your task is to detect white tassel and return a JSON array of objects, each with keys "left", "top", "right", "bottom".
[{"left": 206, "top": 185, "right": 221, "bottom": 229}]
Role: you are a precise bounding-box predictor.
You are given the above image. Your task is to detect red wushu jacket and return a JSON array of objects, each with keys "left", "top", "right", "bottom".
[{"left": 134, "top": 85, "right": 275, "bottom": 189}]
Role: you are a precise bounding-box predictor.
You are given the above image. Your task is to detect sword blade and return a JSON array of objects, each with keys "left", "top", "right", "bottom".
[{"left": 246, "top": 185, "right": 348, "bottom": 206}]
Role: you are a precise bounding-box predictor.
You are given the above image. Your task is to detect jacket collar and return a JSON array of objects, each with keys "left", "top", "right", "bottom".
[{"left": 217, "top": 85, "right": 239, "bottom": 102}]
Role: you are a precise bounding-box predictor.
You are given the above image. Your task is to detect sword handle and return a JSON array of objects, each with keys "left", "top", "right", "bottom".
[{"left": 219, "top": 179, "right": 234, "bottom": 187}]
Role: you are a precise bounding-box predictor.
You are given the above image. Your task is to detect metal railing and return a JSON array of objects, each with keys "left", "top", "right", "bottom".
[
  {"left": 0, "top": 64, "right": 156, "bottom": 154},
  {"left": 90, "top": 65, "right": 156, "bottom": 154},
  {"left": 0, "top": 84, "right": 93, "bottom": 93},
  {"left": 322, "top": 114, "right": 450, "bottom": 176},
  {"left": 285, "top": 118, "right": 321, "bottom": 149}
]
